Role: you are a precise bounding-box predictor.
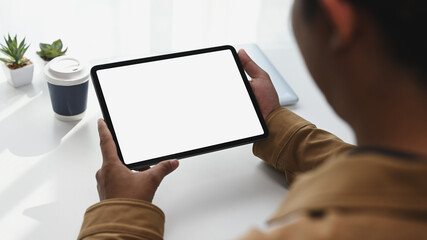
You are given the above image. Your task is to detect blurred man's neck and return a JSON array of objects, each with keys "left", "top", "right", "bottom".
[{"left": 351, "top": 73, "right": 427, "bottom": 158}]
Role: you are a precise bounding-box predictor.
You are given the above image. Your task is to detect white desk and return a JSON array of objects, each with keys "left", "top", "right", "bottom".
[{"left": 0, "top": 44, "right": 355, "bottom": 239}]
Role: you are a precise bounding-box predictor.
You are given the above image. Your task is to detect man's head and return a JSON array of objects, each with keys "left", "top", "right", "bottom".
[
  {"left": 299, "top": 0, "right": 426, "bottom": 88},
  {"left": 291, "top": 0, "right": 426, "bottom": 123},
  {"left": 291, "top": 0, "right": 427, "bottom": 152}
]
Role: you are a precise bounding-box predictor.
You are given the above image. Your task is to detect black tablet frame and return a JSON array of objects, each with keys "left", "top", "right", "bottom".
[{"left": 91, "top": 45, "right": 268, "bottom": 169}]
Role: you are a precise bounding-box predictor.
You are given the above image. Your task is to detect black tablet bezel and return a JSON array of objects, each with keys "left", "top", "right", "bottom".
[{"left": 91, "top": 45, "right": 269, "bottom": 169}]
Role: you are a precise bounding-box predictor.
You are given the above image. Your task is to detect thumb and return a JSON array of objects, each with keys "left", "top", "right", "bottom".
[
  {"left": 98, "top": 119, "right": 120, "bottom": 166},
  {"left": 238, "top": 49, "right": 267, "bottom": 79},
  {"left": 149, "top": 160, "right": 180, "bottom": 183}
]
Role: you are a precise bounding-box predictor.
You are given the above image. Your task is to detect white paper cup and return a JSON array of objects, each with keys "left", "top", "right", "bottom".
[{"left": 44, "top": 56, "right": 90, "bottom": 121}]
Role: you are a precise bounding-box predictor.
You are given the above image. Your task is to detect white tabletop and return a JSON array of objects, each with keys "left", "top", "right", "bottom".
[{"left": 0, "top": 1, "right": 355, "bottom": 239}]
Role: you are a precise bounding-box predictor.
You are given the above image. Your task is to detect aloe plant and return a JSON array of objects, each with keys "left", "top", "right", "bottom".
[
  {"left": 0, "top": 34, "right": 31, "bottom": 69},
  {"left": 37, "top": 39, "right": 67, "bottom": 61}
]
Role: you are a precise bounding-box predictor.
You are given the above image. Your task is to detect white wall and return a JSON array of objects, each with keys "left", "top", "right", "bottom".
[{"left": 0, "top": 0, "right": 294, "bottom": 61}]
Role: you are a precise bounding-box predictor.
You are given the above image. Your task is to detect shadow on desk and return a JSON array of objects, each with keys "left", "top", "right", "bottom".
[
  {"left": 0, "top": 113, "right": 100, "bottom": 240},
  {"left": 256, "top": 162, "right": 290, "bottom": 189},
  {"left": 0, "top": 79, "right": 79, "bottom": 157},
  {"left": 0, "top": 79, "right": 43, "bottom": 110}
]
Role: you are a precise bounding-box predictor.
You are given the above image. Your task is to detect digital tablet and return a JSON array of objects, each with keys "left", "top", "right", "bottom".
[{"left": 91, "top": 45, "right": 268, "bottom": 169}]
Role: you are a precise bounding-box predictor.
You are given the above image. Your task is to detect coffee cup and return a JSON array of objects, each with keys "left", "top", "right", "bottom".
[{"left": 44, "top": 56, "right": 90, "bottom": 121}]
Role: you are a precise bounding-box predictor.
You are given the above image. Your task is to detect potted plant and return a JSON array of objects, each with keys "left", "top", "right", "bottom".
[
  {"left": 37, "top": 39, "right": 67, "bottom": 64},
  {"left": 0, "top": 34, "right": 33, "bottom": 87}
]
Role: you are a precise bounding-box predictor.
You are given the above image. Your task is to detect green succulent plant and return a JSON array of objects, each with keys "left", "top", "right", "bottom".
[
  {"left": 0, "top": 34, "right": 31, "bottom": 69},
  {"left": 37, "top": 39, "right": 67, "bottom": 61}
]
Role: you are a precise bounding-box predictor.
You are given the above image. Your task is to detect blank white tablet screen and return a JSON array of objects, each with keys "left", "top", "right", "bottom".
[{"left": 96, "top": 49, "right": 264, "bottom": 165}]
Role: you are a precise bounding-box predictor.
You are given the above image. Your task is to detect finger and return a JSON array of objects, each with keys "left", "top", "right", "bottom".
[
  {"left": 98, "top": 119, "right": 119, "bottom": 165},
  {"left": 148, "top": 160, "right": 179, "bottom": 183},
  {"left": 238, "top": 49, "right": 267, "bottom": 79}
]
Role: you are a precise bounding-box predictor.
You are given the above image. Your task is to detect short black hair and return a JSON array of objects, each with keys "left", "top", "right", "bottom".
[{"left": 302, "top": 0, "right": 426, "bottom": 89}]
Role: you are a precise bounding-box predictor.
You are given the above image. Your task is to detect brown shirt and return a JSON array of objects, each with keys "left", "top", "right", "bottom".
[{"left": 78, "top": 108, "right": 427, "bottom": 239}]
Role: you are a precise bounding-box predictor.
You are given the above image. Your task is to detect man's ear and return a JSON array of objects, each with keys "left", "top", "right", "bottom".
[{"left": 321, "top": 0, "right": 356, "bottom": 48}]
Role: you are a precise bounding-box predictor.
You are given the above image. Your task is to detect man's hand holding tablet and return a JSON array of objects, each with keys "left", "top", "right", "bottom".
[{"left": 238, "top": 49, "right": 280, "bottom": 120}]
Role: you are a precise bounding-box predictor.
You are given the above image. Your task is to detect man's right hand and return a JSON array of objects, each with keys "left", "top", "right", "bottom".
[{"left": 238, "top": 49, "right": 281, "bottom": 120}]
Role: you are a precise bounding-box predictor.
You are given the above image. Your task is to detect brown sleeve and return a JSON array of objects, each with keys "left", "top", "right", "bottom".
[
  {"left": 238, "top": 210, "right": 427, "bottom": 240},
  {"left": 78, "top": 198, "right": 165, "bottom": 240},
  {"left": 253, "top": 107, "right": 354, "bottom": 183}
]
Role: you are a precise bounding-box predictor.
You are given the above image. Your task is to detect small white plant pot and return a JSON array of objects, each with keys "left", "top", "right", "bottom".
[{"left": 1, "top": 63, "right": 34, "bottom": 87}]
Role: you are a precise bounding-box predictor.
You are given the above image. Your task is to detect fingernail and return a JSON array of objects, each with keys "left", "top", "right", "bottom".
[
  {"left": 170, "top": 159, "right": 179, "bottom": 169},
  {"left": 98, "top": 118, "right": 103, "bottom": 125}
]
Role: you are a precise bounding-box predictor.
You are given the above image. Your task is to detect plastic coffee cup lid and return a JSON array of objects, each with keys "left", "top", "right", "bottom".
[{"left": 44, "top": 56, "right": 90, "bottom": 86}]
